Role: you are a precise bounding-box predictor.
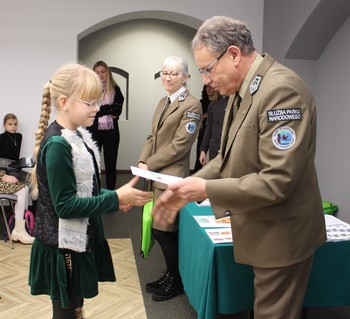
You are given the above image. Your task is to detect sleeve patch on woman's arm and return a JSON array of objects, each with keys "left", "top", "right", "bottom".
[
  {"left": 186, "top": 111, "right": 201, "bottom": 121},
  {"left": 186, "top": 121, "right": 197, "bottom": 134}
]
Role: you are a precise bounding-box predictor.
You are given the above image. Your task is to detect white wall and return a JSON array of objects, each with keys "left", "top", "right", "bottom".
[
  {"left": 315, "top": 17, "right": 350, "bottom": 222},
  {"left": 79, "top": 19, "right": 202, "bottom": 169},
  {"left": 263, "top": 0, "right": 319, "bottom": 91},
  {"left": 264, "top": 0, "right": 350, "bottom": 222},
  {"left": 0, "top": 0, "right": 263, "bottom": 169}
]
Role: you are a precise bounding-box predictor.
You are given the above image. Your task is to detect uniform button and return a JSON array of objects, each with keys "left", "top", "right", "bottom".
[{"left": 224, "top": 210, "right": 232, "bottom": 216}]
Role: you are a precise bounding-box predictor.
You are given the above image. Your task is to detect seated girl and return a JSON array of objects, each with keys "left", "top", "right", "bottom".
[
  {"left": 0, "top": 171, "right": 34, "bottom": 244},
  {"left": 0, "top": 113, "right": 22, "bottom": 160},
  {"left": 0, "top": 113, "right": 33, "bottom": 244}
]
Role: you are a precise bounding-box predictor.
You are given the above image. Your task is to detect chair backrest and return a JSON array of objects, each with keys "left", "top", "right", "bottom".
[
  {"left": 0, "top": 193, "right": 17, "bottom": 249},
  {"left": 0, "top": 158, "right": 14, "bottom": 167},
  {"left": 0, "top": 194, "right": 18, "bottom": 202}
]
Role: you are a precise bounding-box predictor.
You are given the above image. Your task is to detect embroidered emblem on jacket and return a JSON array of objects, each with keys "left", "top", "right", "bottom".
[
  {"left": 250, "top": 75, "right": 263, "bottom": 95},
  {"left": 186, "top": 121, "right": 197, "bottom": 134},
  {"left": 272, "top": 126, "right": 296, "bottom": 150},
  {"left": 178, "top": 92, "right": 188, "bottom": 101},
  {"left": 186, "top": 111, "right": 201, "bottom": 121},
  {"left": 267, "top": 108, "right": 302, "bottom": 122}
]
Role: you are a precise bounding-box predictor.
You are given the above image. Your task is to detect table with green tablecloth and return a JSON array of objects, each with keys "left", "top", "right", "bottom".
[{"left": 178, "top": 202, "right": 350, "bottom": 319}]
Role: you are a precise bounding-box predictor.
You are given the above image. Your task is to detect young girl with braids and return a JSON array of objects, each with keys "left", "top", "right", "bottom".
[{"left": 28, "top": 63, "right": 152, "bottom": 319}]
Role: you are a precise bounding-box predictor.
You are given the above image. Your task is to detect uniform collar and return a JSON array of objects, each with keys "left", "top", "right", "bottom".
[
  {"left": 238, "top": 53, "right": 264, "bottom": 98},
  {"left": 169, "top": 86, "right": 186, "bottom": 103}
]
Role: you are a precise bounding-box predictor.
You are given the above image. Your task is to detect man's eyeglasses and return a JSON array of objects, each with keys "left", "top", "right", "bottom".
[
  {"left": 198, "top": 48, "right": 228, "bottom": 77},
  {"left": 72, "top": 97, "right": 102, "bottom": 108},
  {"left": 160, "top": 71, "right": 179, "bottom": 80}
]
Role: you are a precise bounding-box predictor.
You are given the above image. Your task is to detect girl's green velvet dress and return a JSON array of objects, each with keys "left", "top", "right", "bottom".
[
  {"left": 29, "top": 233, "right": 115, "bottom": 307},
  {"left": 29, "top": 129, "right": 119, "bottom": 308}
]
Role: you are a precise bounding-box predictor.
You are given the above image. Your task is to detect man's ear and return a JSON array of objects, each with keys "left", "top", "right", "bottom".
[{"left": 227, "top": 45, "right": 241, "bottom": 63}]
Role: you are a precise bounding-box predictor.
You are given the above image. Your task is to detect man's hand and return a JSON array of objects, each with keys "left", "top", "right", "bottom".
[
  {"left": 168, "top": 176, "right": 207, "bottom": 202},
  {"left": 152, "top": 177, "right": 207, "bottom": 225},
  {"left": 152, "top": 189, "right": 186, "bottom": 225}
]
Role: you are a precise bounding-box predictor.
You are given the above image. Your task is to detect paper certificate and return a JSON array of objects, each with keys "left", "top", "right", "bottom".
[
  {"left": 205, "top": 228, "right": 233, "bottom": 244},
  {"left": 131, "top": 166, "right": 183, "bottom": 185},
  {"left": 325, "top": 214, "right": 350, "bottom": 242},
  {"left": 193, "top": 215, "right": 231, "bottom": 228},
  {"left": 196, "top": 198, "right": 211, "bottom": 206}
]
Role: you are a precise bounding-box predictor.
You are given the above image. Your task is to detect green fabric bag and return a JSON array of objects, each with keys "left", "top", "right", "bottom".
[
  {"left": 322, "top": 201, "right": 339, "bottom": 215},
  {"left": 140, "top": 199, "right": 155, "bottom": 259}
]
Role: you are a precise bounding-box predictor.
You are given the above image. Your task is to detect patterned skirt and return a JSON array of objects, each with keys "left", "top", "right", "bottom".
[{"left": 0, "top": 172, "right": 26, "bottom": 194}]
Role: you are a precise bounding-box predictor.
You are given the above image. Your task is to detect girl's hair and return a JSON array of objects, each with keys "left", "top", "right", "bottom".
[
  {"left": 30, "top": 63, "right": 102, "bottom": 198},
  {"left": 93, "top": 60, "right": 116, "bottom": 104},
  {"left": 3, "top": 113, "right": 18, "bottom": 125}
]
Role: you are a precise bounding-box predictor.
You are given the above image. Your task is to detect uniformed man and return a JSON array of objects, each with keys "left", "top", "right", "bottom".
[{"left": 152, "top": 16, "right": 326, "bottom": 319}]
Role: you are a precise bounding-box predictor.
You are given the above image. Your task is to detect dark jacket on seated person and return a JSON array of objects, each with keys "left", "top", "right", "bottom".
[{"left": 0, "top": 131, "right": 22, "bottom": 160}]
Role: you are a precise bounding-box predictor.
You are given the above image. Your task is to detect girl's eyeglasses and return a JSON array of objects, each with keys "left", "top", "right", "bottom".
[{"left": 71, "top": 97, "right": 102, "bottom": 108}]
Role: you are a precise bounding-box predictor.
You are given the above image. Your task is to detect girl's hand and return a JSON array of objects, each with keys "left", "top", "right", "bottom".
[
  {"left": 2, "top": 174, "right": 18, "bottom": 184},
  {"left": 119, "top": 203, "right": 134, "bottom": 213},
  {"left": 116, "top": 176, "right": 153, "bottom": 208}
]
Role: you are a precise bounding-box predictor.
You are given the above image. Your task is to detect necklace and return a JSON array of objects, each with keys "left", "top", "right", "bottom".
[{"left": 6, "top": 132, "right": 17, "bottom": 146}]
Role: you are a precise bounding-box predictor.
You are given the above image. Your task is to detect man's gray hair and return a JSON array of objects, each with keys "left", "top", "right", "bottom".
[{"left": 192, "top": 16, "right": 255, "bottom": 56}]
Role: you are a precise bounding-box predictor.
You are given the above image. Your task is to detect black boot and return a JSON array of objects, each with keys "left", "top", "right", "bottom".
[
  {"left": 145, "top": 270, "right": 170, "bottom": 293},
  {"left": 152, "top": 275, "right": 184, "bottom": 301}
]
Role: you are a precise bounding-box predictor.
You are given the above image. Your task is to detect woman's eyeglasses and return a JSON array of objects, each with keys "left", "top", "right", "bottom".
[{"left": 160, "top": 71, "right": 179, "bottom": 80}]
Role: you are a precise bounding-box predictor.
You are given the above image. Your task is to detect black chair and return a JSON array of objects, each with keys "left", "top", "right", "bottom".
[{"left": 0, "top": 194, "right": 17, "bottom": 249}]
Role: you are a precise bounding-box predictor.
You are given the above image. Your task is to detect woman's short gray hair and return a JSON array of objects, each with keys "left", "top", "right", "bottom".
[{"left": 162, "top": 56, "right": 189, "bottom": 76}]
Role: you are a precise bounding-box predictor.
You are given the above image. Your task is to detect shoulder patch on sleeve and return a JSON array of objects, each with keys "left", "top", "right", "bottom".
[
  {"left": 267, "top": 108, "right": 302, "bottom": 122},
  {"left": 186, "top": 111, "right": 201, "bottom": 121},
  {"left": 186, "top": 121, "right": 197, "bottom": 134},
  {"left": 272, "top": 126, "right": 296, "bottom": 150}
]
